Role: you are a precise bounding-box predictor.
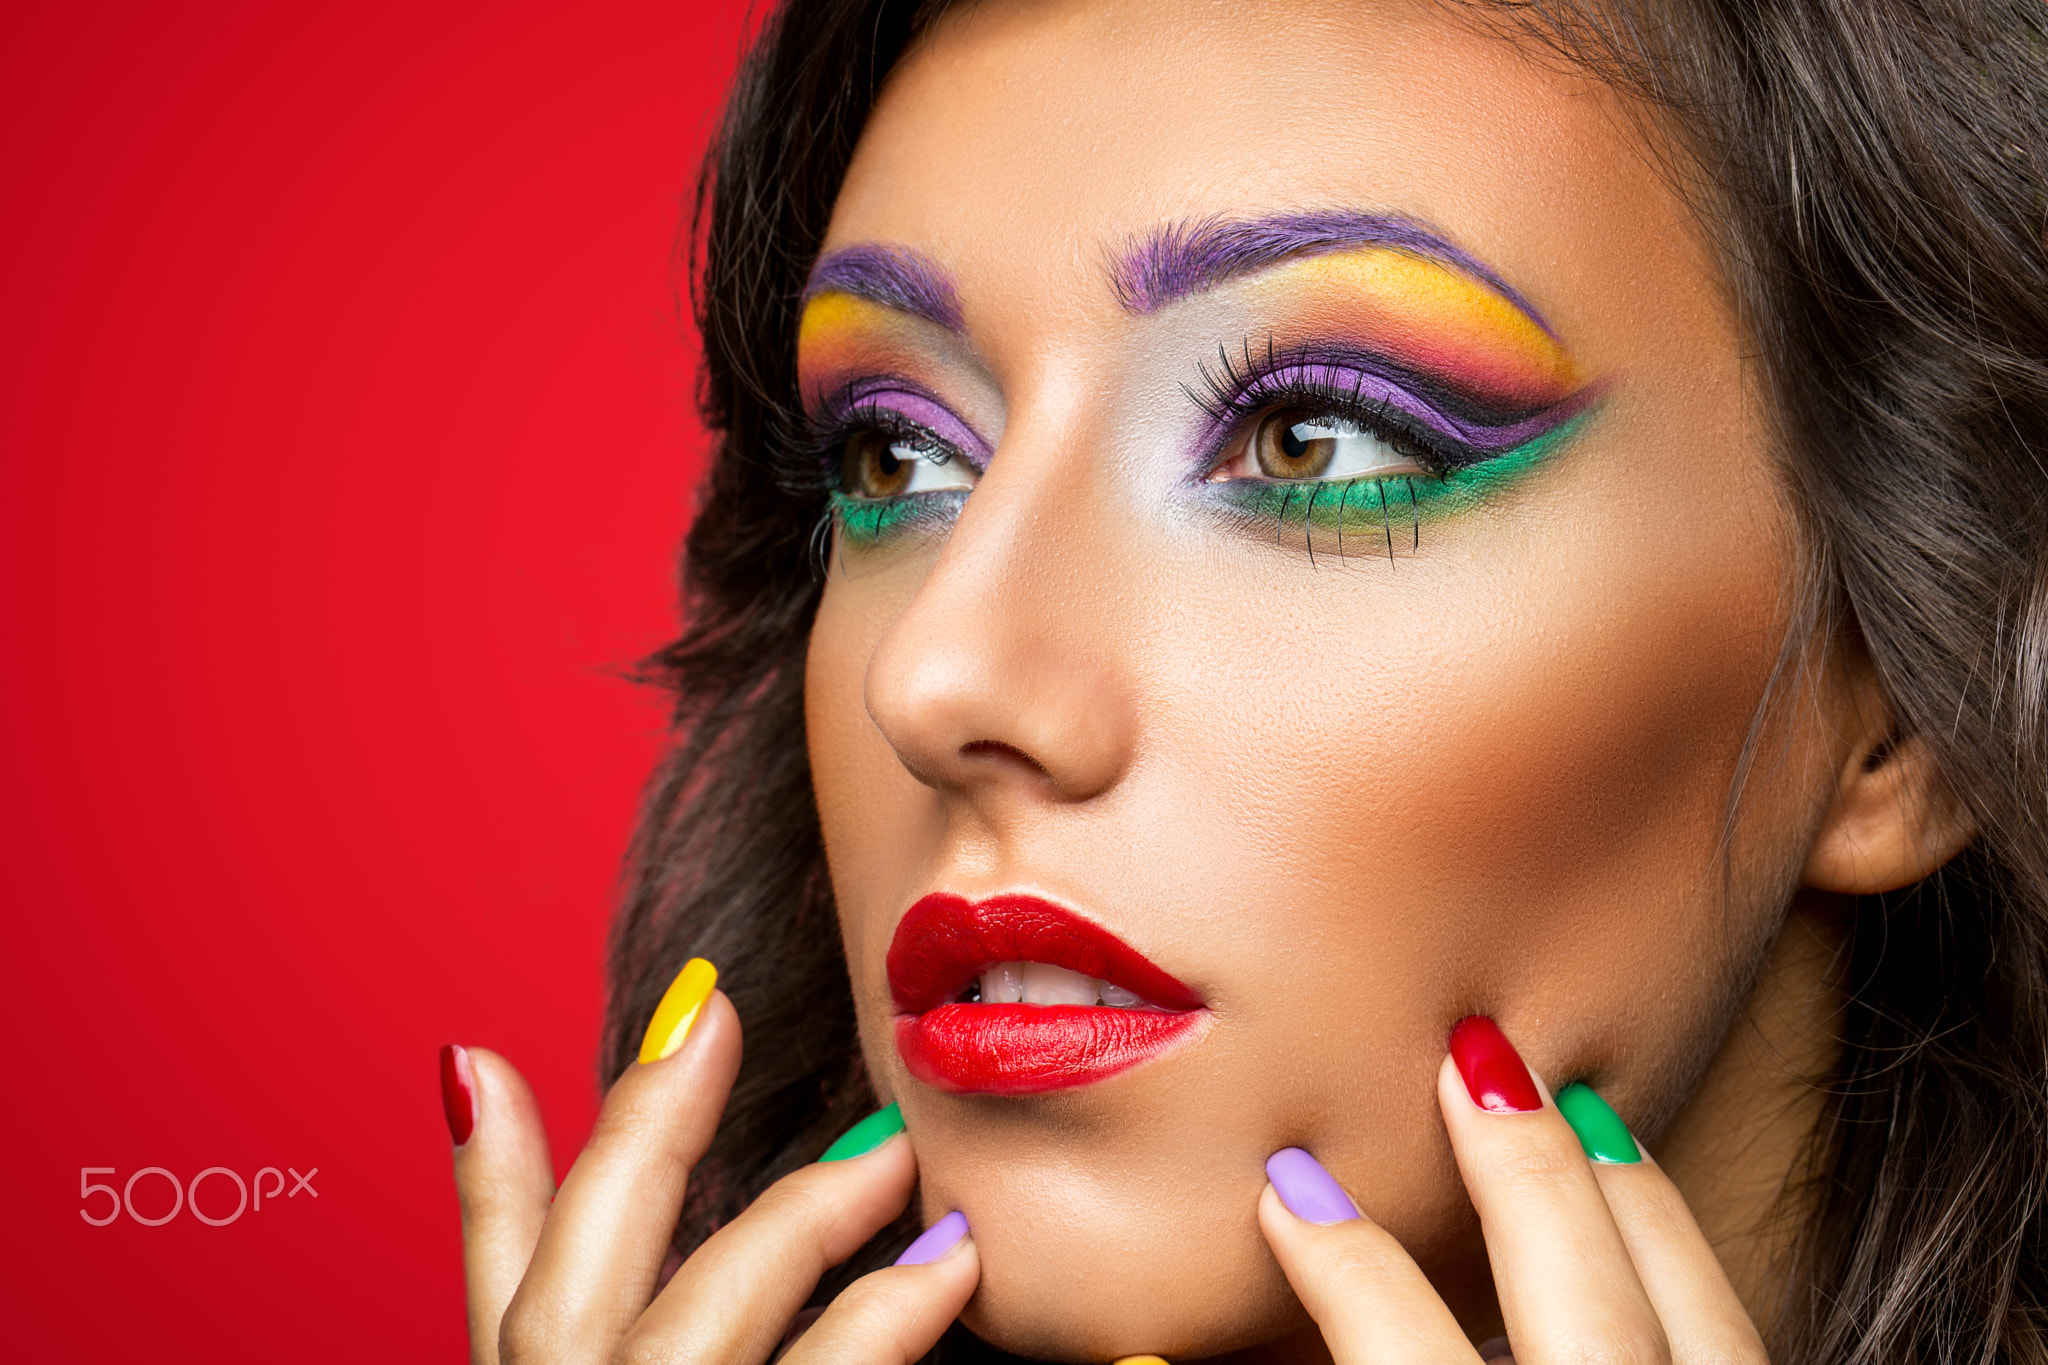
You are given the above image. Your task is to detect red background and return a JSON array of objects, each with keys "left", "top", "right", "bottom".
[{"left": 2, "top": 2, "right": 744, "bottom": 1355}]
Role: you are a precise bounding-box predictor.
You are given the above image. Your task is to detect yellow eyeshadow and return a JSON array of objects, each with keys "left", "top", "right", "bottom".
[
  {"left": 797, "top": 291, "right": 908, "bottom": 352},
  {"left": 1268, "top": 248, "right": 1580, "bottom": 391}
]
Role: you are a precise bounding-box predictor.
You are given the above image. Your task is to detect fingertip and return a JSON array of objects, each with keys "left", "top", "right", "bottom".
[
  {"left": 686, "top": 991, "right": 747, "bottom": 1094},
  {"left": 440, "top": 1043, "right": 477, "bottom": 1146},
  {"left": 451, "top": 1048, "right": 554, "bottom": 1207},
  {"left": 820, "top": 1126, "right": 918, "bottom": 1196},
  {"left": 690, "top": 988, "right": 743, "bottom": 1058},
  {"left": 1256, "top": 1180, "right": 1291, "bottom": 1241},
  {"left": 1256, "top": 1180, "right": 1353, "bottom": 1262},
  {"left": 818, "top": 1102, "right": 906, "bottom": 1163},
  {"left": 638, "top": 958, "right": 721, "bottom": 1064},
  {"left": 905, "top": 1225, "right": 980, "bottom": 1297},
  {"left": 1435, "top": 1049, "right": 1465, "bottom": 1111},
  {"left": 1555, "top": 1082, "right": 1641, "bottom": 1165},
  {"left": 894, "top": 1209, "right": 971, "bottom": 1266},
  {"left": 1444, "top": 1017, "right": 1547, "bottom": 1116},
  {"left": 642, "top": 987, "right": 744, "bottom": 1078},
  {"left": 1435, "top": 1045, "right": 1557, "bottom": 1135},
  {"left": 1264, "top": 1147, "right": 1361, "bottom": 1225},
  {"left": 463, "top": 1047, "right": 544, "bottom": 1135}
]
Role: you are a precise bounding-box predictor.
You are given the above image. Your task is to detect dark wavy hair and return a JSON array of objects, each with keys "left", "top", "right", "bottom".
[{"left": 600, "top": 2, "right": 2048, "bottom": 1362}]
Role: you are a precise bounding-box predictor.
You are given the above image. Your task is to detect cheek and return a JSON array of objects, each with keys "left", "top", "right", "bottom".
[
  {"left": 807, "top": 578, "right": 893, "bottom": 969},
  {"left": 1137, "top": 449, "right": 1808, "bottom": 1245},
  {"left": 806, "top": 567, "right": 953, "bottom": 1018}
]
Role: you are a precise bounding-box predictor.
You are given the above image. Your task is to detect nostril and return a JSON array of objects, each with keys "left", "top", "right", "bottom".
[{"left": 961, "top": 739, "right": 1049, "bottom": 776}]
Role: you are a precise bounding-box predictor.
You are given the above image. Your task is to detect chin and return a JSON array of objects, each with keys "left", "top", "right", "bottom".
[
  {"left": 951, "top": 1199, "right": 1308, "bottom": 1363},
  {"left": 887, "top": 1055, "right": 1355, "bottom": 1363}
]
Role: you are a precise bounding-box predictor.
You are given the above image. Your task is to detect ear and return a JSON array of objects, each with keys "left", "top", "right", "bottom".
[{"left": 1802, "top": 725, "right": 1978, "bottom": 895}]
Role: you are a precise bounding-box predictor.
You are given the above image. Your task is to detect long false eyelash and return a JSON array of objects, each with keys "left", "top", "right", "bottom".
[
  {"left": 780, "top": 391, "right": 965, "bottom": 499},
  {"left": 1187, "top": 337, "right": 1482, "bottom": 478}
]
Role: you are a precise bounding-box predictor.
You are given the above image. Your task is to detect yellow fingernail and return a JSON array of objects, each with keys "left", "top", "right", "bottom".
[
  {"left": 1114, "top": 1357, "right": 1171, "bottom": 1364},
  {"left": 638, "top": 958, "right": 718, "bottom": 1064}
]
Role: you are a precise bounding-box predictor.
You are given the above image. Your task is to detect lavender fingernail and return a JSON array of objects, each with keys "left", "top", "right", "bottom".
[
  {"left": 895, "top": 1209, "right": 971, "bottom": 1266},
  {"left": 1266, "top": 1148, "right": 1361, "bottom": 1225}
]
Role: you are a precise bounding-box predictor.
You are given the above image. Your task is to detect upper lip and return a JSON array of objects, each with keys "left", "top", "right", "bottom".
[{"left": 886, "top": 891, "right": 1203, "bottom": 1014}]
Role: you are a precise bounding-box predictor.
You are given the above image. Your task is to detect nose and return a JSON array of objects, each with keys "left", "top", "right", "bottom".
[{"left": 861, "top": 449, "right": 1138, "bottom": 809}]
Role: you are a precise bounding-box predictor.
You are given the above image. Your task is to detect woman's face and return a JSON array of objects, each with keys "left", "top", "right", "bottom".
[{"left": 803, "top": 0, "right": 1840, "bottom": 1358}]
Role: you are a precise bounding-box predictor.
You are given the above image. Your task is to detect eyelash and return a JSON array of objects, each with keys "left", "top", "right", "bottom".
[
  {"left": 787, "top": 396, "right": 964, "bottom": 493},
  {"left": 787, "top": 390, "right": 975, "bottom": 565},
  {"left": 789, "top": 347, "right": 1570, "bottom": 564},
  {"left": 1189, "top": 337, "right": 1484, "bottom": 481}
]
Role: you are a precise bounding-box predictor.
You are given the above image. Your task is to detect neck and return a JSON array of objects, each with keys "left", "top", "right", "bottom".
[{"left": 1653, "top": 892, "right": 1847, "bottom": 1328}]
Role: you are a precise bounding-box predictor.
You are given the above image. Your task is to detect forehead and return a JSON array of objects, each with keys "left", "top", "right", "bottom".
[{"left": 823, "top": 0, "right": 1668, "bottom": 334}]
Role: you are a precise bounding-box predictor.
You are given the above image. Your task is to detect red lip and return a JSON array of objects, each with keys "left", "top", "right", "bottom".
[{"left": 887, "top": 892, "right": 1206, "bottom": 1095}]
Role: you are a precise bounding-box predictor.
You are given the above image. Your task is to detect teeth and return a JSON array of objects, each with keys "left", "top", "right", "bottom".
[
  {"left": 979, "top": 961, "right": 1024, "bottom": 1004},
  {"left": 972, "top": 961, "right": 1157, "bottom": 1009},
  {"left": 1021, "top": 962, "right": 1099, "bottom": 1007}
]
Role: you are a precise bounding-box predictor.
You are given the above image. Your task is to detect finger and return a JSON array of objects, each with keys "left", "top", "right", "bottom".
[
  {"left": 1555, "top": 1086, "right": 1766, "bottom": 1365},
  {"left": 624, "top": 1112, "right": 918, "bottom": 1364},
  {"left": 447, "top": 1045, "right": 557, "bottom": 1365},
  {"left": 779, "top": 1211, "right": 980, "bottom": 1365},
  {"left": 771, "top": 1307, "right": 826, "bottom": 1364},
  {"left": 499, "top": 963, "right": 739, "bottom": 1364},
  {"left": 1257, "top": 1148, "right": 1479, "bottom": 1365},
  {"left": 1441, "top": 1018, "right": 1667, "bottom": 1365}
]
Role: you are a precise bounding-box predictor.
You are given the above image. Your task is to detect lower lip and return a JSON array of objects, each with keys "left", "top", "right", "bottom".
[{"left": 896, "top": 1003, "right": 1205, "bottom": 1095}]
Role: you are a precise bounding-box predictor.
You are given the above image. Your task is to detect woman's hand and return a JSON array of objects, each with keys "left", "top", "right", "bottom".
[
  {"left": 1257, "top": 1016, "right": 1768, "bottom": 1365},
  {"left": 444, "top": 961, "right": 978, "bottom": 1365}
]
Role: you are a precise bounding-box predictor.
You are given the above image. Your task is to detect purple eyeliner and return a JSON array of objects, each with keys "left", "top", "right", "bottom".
[
  {"left": 821, "top": 377, "right": 991, "bottom": 463},
  {"left": 1193, "top": 352, "right": 1594, "bottom": 464}
]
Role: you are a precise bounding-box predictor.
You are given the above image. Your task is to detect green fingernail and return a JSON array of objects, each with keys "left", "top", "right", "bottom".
[
  {"left": 819, "top": 1103, "right": 905, "bottom": 1162},
  {"left": 1556, "top": 1083, "right": 1641, "bottom": 1164}
]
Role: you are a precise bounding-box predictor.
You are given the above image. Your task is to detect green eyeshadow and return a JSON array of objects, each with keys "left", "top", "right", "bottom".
[
  {"left": 1209, "top": 415, "right": 1581, "bottom": 545},
  {"left": 830, "top": 489, "right": 969, "bottom": 548}
]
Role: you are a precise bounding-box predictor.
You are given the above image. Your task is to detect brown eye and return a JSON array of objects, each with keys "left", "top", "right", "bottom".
[
  {"left": 1215, "top": 409, "right": 1432, "bottom": 485},
  {"left": 1252, "top": 409, "right": 1341, "bottom": 479},
  {"left": 842, "top": 430, "right": 917, "bottom": 498},
  {"left": 838, "top": 429, "right": 978, "bottom": 500}
]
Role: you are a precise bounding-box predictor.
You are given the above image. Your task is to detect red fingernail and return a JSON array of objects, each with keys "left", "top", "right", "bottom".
[
  {"left": 1449, "top": 1017, "right": 1541, "bottom": 1113},
  {"left": 440, "top": 1043, "right": 477, "bottom": 1145}
]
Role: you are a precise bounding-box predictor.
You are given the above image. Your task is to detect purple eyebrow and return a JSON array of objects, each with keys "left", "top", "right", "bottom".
[
  {"left": 1110, "top": 210, "right": 1556, "bottom": 338},
  {"left": 803, "top": 244, "right": 965, "bottom": 333}
]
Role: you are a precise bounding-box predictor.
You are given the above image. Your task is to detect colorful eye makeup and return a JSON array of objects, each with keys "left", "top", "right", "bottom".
[
  {"left": 792, "top": 214, "right": 1600, "bottom": 559},
  {"left": 796, "top": 268, "right": 992, "bottom": 551},
  {"left": 808, "top": 367, "right": 984, "bottom": 548},
  {"left": 1185, "top": 313, "right": 1595, "bottom": 557},
  {"left": 1128, "top": 218, "right": 1597, "bottom": 556},
  {"left": 1230, "top": 247, "right": 1581, "bottom": 408}
]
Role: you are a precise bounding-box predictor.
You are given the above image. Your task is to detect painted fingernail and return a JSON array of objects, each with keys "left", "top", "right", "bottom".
[
  {"left": 1265, "top": 1147, "right": 1360, "bottom": 1225},
  {"left": 1449, "top": 1016, "right": 1542, "bottom": 1113},
  {"left": 1555, "top": 1082, "right": 1641, "bottom": 1163},
  {"left": 1113, "top": 1357, "right": 1172, "bottom": 1364},
  {"left": 638, "top": 958, "right": 719, "bottom": 1064},
  {"left": 820, "top": 1103, "right": 905, "bottom": 1162},
  {"left": 440, "top": 1043, "right": 476, "bottom": 1146},
  {"left": 895, "top": 1209, "right": 971, "bottom": 1265}
]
